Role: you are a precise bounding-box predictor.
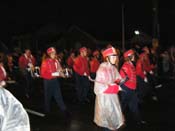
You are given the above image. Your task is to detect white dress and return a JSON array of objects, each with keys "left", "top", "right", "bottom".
[
  {"left": 94, "top": 62, "right": 124, "bottom": 130},
  {"left": 0, "top": 87, "right": 30, "bottom": 131}
]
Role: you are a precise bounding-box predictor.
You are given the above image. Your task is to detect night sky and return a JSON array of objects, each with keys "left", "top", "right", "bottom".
[{"left": 0, "top": 0, "right": 174, "bottom": 44}]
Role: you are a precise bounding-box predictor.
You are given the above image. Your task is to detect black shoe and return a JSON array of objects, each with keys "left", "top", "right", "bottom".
[
  {"left": 63, "top": 109, "right": 72, "bottom": 119},
  {"left": 152, "top": 96, "right": 158, "bottom": 101},
  {"left": 73, "top": 98, "right": 79, "bottom": 103},
  {"left": 62, "top": 109, "right": 72, "bottom": 124},
  {"left": 85, "top": 98, "right": 90, "bottom": 103},
  {"left": 44, "top": 113, "right": 51, "bottom": 121}
]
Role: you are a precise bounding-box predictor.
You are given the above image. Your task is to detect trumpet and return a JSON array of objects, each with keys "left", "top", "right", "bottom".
[
  {"left": 27, "top": 66, "right": 40, "bottom": 78},
  {"left": 60, "top": 68, "right": 73, "bottom": 78},
  {"left": 51, "top": 68, "right": 73, "bottom": 78}
]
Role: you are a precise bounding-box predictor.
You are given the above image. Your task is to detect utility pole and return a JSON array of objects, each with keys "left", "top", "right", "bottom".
[
  {"left": 121, "top": 3, "right": 125, "bottom": 51},
  {"left": 152, "top": 0, "right": 160, "bottom": 39}
]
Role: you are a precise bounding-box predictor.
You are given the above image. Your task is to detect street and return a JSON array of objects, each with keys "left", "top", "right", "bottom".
[{"left": 6, "top": 76, "right": 175, "bottom": 131}]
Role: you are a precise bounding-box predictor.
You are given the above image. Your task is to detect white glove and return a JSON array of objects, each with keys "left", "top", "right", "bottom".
[
  {"left": 52, "top": 72, "right": 60, "bottom": 76},
  {"left": 0, "top": 81, "right": 6, "bottom": 87},
  {"left": 143, "top": 71, "right": 147, "bottom": 75},
  {"left": 119, "top": 86, "right": 122, "bottom": 91},
  {"left": 144, "top": 77, "right": 148, "bottom": 83},
  {"left": 149, "top": 70, "right": 154, "bottom": 75},
  {"left": 28, "top": 63, "right": 33, "bottom": 68},
  {"left": 34, "top": 73, "right": 40, "bottom": 77},
  {"left": 83, "top": 72, "right": 87, "bottom": 76}
]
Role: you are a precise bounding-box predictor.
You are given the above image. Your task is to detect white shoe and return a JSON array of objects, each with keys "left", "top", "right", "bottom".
[
  {"left": 140, "top": 120, "right": 147, "bottom": 124},
  {"left": 155, "top": 84, "right": 162, "bottom": 89},
  {"left": 152, "top": 96, "right": 158, "bottom": 101},
  {"left": 136, "top": 120, "right": 147, "bottom": 126}
]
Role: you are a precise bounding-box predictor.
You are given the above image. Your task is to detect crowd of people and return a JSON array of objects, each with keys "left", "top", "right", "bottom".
[{"left": 0, "top": 38, "right": 175, "bottom": 131}]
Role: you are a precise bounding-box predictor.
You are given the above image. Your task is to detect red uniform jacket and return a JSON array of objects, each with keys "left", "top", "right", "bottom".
[
  {"left": 90, "top": 58, "right": 100, "bottom": 73},
  {"left": 142, "top": 53, "right": 155, "bottom": 73},
  {"left": 120, "top": 61, "right": 136, "bottom": 90},
  {"left": 136, "top": 59, "right": 146, "bottom": 79},
  {"left": 0, "top": 65, "right": 7, "bottom": 81},
  {"left": 73, "top": 56, "right": 90, "bottom": 76},
  {"left": 67, "top": 56, "right": 74, "bottom": 68},
  {"left": 41, "top": 58, "right": 62, "bottom": 80},
  {"left": 18, "top": 54, "right": 36, "bottom": 69}
]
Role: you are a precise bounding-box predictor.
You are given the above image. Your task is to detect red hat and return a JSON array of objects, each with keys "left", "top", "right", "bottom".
[
  {"left": 123, "top": 49, "right": 134, "bottom": 58},
  {"left": 79, "top": 47, "right": 87, "bottom": 53},
  {"left": 93, "top": 50, "right": 99, "bottom": 56},
  {"left": 47, "top": 47, "right": 56, "bottom": 54},
  {"left": 102, "top": 47, "right": 117, "bottom": 58}
]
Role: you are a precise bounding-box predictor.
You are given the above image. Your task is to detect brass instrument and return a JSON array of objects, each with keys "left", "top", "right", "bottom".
[
  {"left": 27, "top": 66, "right": 40, "bottom": 78},
  {"left": 62, "top": 68, "right": 73, "bottom": 78}
]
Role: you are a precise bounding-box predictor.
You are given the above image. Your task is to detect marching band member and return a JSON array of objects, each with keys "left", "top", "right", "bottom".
[
  {"left": 67, "top": 52, "right": 75, "bottom": 69},
  {"left": 136, "top": 52, "right": 149, "bottom": 103},
  {"left": 0, "top": 60, "right": 7, "bottom": 87},
  {"left": 90, "top": 50, "right": 100, "bottom": 79},
  {"left": 142, "top": 46, "right": 159, "bottom": 101},
  {"left": 142, "top": 46, "right": 155, "bottom": 75},
  {"left": 18, "top": 49, "right": 36, "bottom": 98},
  {"left": 94, "top": 47, "right": 124, "bottom": 131},
  {"left": 18, "top": 49, "right": 36, "bottom": 73},
  {"left": 5, "top": 54, "right": 19, "bottom": 81},
  {"left": 73, "top": 47, "right": 91, "bottom": 103},
  {"left": 40, "top": 47, "right": 70, "bottom": 117},
  {"left": 120, "top": 49, "right": 146, "bottom": 126}
]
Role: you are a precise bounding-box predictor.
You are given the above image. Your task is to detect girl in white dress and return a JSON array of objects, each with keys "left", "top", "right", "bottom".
[{"left": 94, "top": 47, "right": 124, "bottom": 131}]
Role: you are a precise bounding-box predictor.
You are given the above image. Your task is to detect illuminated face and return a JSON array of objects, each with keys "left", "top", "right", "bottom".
[
  {"left": 108, "top": 55, "right": 118, "bottom": 65},
  {"left": 7, "top": 56, "right": 13, "bottom": 62},
  {"left": 152, "top": 41, "right": 159, "bottom": 49},
  {"left": 49, "top": 51, "right": 56, "bottom": 59},
  {"left": 83, "top": 50, "right": 87, "bottom": 56},
  {"left": 81, "top": 50, "right": 87, "bottom": 57},
  {"left": 143, "top": 47, "right": 150, "bottom": 54},
  {"left": 25, "top": 50, "right": 31, "bottom": 57},
  {"left": 130, "top": 54, "right": 135, "bottom": 62},
  {"left": 71, "top": 53, "right": 75, "bottom": 58}
]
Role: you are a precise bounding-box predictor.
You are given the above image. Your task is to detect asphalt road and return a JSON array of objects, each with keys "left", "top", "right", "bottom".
[{"left": 6, "top": 76, "right": 175, "bottom": 131}]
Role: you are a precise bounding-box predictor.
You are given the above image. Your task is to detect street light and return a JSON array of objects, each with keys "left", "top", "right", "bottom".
[{"left": 134, "top": 30, "right": 140, "bottom": 35}]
